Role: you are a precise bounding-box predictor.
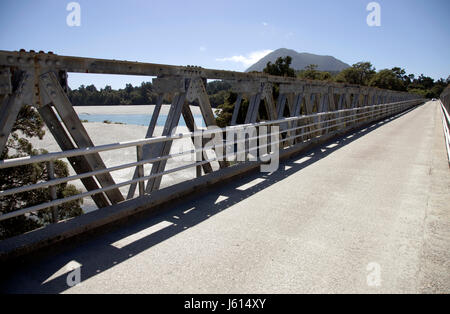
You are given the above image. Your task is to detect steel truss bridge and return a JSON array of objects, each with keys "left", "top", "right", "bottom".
[{"left": 0, "top": 49, "right": 429, "bottom": 261}]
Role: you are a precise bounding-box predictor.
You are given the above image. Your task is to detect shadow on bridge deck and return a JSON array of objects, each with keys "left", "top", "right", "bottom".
[{"left": 0, "top": 105, "right": 422, "bottom": 294}]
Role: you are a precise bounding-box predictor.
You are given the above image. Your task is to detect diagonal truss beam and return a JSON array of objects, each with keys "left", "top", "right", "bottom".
[
  {"left": 187, "top": 77, "right": 227, "bottom": 169},
  {"left": 0, "top": 72, "right": 32, "bottom": 154},
  {"left": 0, "top": 50, "right": 423, "bottom": 208},
  {"left": 127, "top": 94, "right": 164, "bottom": 199},
  {"left": 289, "top": 93, "right": 303, "bottom": 145},
  {"left": 145, "top": 92, "right": 186, "bottom": 193},
  {"left": 182, "top": 102, "right": 214, "bottom": 175},
  {"left": 245, "top": 93, "right": 262, "bottom": 124},
  {"left": 230, "top": 94, "right": 243, "bottom": 126},
  {"left": 37, "top": 104, "right": 111, "bottom": 208},
  {"left": 39, "top": 72, "right": 124, "bottom": 204}
]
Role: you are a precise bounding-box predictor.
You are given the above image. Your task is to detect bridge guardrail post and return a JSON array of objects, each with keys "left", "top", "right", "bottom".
[
  {"left": 136, "top": 145, "right": 145, "bottom": 197},
  {"left": 46, "top": 160, "right": 58, "bottom": 223},
  {"left": 439, "top": 86, "right": 450, "bottom": 167}
]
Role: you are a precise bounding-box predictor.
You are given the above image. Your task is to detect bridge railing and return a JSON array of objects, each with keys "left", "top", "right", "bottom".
[
  {"left": 440, "top": 86, "right": 450, "bottom": 166},
  {"left": 0, "top": 50, "right": 424, "bottom": 237},
  {"left": 0, "top": 100, "right": 420, "bottom": 223}
]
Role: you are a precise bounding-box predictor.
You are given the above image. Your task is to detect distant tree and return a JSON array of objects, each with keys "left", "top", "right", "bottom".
[
  {"left": 263, "top": 56, "right": 296, "bottom": 77},
  {"left": 428, "top": 78, "right": 447, "bottom": 98},
  {"left": 407, "top": 88, "right": 428, "bottom": 98},
  {"left": 124, "top": 83, "right": 134, "bottom": 94},
  {"left": 369, "top": 69, "right": 406, "bottom": 91},
  {"left": 209, "top": 90, "right": 229, "bottom": 108},
  {"left": 391, "top": 67, "right": 414, "bottom": 88},
  {"left": 298, "top": 64, "right": 332, "bottom": 81},
  {"left": 215, "top": 92, "right": 249, "bottom": 127},
  {"left": 335, "top": 62, "right": 376, "bottom": 85},
  {"left": 206, "top": 80, "right": 233, "bottom": 108},
  {"left": 415, "top": 74, "right": 435, "bottom": 90},
  {"left": 391, "top": 67, "right": 407, "bottom": 80},
  {"left": 406, "top": 74, "right": 446, "bottom": 98},
  {"left": 206, "top": 80, "right": 232, "bottom": 95},
  {"left": 85, "top": 84, "right": 97, "bottom": 93}
]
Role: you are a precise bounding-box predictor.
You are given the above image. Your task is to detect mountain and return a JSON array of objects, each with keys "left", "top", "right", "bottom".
[{"left": 245, "top": 48, "right": 350, "bottom": 73}]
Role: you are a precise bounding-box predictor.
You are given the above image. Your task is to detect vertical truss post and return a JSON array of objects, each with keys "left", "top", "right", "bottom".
[
  {"left": 362, "top": 87, "right": 371, "bottom": 122},
  {"left": 308, "top": 88, "right": 322, "bottom": 138},
  {"left": 275, "top": 93, "right": 288, "bottom": 146},
  {"left": 350, "top": 89, "right": 361, "bottom": 126},
  {"left": 231, "top": 80, "right": 261, "bottom": 125},
  {"left": 143, "top": 94, "right": 164, "bottom": 157},
  {"left": 261, "top": 82, "right": 277, "bottom": 121},
  {"left": 276, "top": 93, "right": 287, "bottom": 120},
  {"left": 279, "top": 83, "right": 304, "bottom": 145},
  {"left": 186, "top": 77, "right": 227, "bottom": 169},
  {"left": 317, "top": 88, "right": 330, "bottom": 135},
  {"left": 127, "top": 94, "right": 164, "bottom": 199},
  {"left": 343, "top": 91, "right": 352, "bottom": 128},
  {"left": 290, "top": 93, "right": 303, "bottom": 145},
  {"left": 145, "top": 81, "right": 186, "bottom": 193},
  {"left": 181, "top": 100, "right": 213, "bottom": 174},
  {"left": 327, "top": 87, "right": 336, "bottom": 133},
  {"left": 302, "top": 88, "right": 315, "bottom": 140},
  {"left": 230, "top": 94, "right": 243, "bottom": 126},
  {"left": 336, "top": 91, "right": 345, "bottom": 128},
  {"left": 337, "top": 92, "right": 345, "bottom": 110},
  {"left": 360, "top": 88, "right": 367, "bottom": 122},
  {"left": 245, "top": 93, "right": 261, "bottom": 124}
]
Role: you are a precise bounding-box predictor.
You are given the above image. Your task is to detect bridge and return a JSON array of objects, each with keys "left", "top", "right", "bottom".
[{"left": 0, "top": 50, "right": 449, "bottom": 293}]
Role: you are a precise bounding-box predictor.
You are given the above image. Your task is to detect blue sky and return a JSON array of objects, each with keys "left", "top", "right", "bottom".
[{"left": 0, "top": 0, "right": 449, "bottom": 89}]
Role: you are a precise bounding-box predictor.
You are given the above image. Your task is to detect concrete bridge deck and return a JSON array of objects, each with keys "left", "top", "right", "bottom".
[{"left": 1, "top": 100, "right": 449, "bottom": 294}]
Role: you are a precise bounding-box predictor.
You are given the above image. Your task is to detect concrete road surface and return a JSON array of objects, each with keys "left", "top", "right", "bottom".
[{"left": 1, "top": 101, "right": 449, "bottom": 294}]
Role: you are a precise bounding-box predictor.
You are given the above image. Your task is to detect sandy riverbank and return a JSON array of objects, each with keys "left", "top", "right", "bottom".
[
  {"left": 74, "top": 105, "right": 203, "bottom": 116},
  {"left": 28, "top": 107, "right": 220, "bottom": 213}
]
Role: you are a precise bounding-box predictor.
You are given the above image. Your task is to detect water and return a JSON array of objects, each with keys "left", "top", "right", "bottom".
[{"left": 78, "top": 113, "right": 206, "bottom": 127}]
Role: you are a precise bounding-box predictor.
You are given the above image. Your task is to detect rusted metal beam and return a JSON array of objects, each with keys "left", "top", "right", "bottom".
[
  {"left": 39, "top": 72, "right": 124, "bottom": 204},
  {"left": 0, "top": 50, "right": 417, "bottom": 99},
  {"left": 37, "top": 104, "right": 111, "bottom": 208},
  {"left": 181, "top": 102, "right": 214, "bottom": 174},
  {"left": 127, "top": 94, "right": 164, "bottom": 199},
  {"left": 0, "top": 71, "right": 32, "bottom": 154},
  {"left": 145, "top": 92, "right": 186, "bottom": 193}
]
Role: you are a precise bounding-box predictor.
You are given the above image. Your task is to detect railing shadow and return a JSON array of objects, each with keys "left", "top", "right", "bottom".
[{"left": 0, "top": 105, "right": 422, "bottom": 294}]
